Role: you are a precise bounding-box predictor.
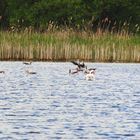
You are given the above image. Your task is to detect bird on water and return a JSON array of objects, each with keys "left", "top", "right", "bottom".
[
  {"left": 0, "top": 71, "right": 5, "bottom": 74},
  {"left": 26, "top": 70, "right": 37, "bottom": 74},
  {"left": 23, "top": 61, "right": 32, "bottom": 65}
]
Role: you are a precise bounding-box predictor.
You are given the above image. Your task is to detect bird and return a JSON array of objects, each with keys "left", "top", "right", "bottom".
[
  {"left": 69, "top": 68, "right": 79, "bottom": 74},
  {"left": 69, "top": 60, "right": 87, "bottom": 74},
  {"left": 23, "top": 61, "right": 32, "bottom": 65},
  {"left": 84, "top": 68, "right": 96, "bottom": 80},
  {"left": 71, "top": 60, "right": 86, "bottom": 70},
  {"left": 85, "top": 73, "right": 95, "bottom": 81},
  {"left": 69, "top": 60, "right": 96, "bottom": 80},
  {"left": 26, "top": 70, "right": 37, "bottom": 74},
  {"left": 84, "top": 68, "right": 96, "bottom": 74},
  {"left": 0, "top": 71, "right": 5, "bottom": 74}
]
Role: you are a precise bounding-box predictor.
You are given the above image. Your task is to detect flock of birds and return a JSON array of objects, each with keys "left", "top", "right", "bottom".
[
  {"left": 0, "top": 61, "right": 37, "bottom": 75},
  {"left": 0, "top": 60, "right": 96, "bottom": 80},
  {"left": 69, "top": 60, "right": 96, "bottom": 80}
]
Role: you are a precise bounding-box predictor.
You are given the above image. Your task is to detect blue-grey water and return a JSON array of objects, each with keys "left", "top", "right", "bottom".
[{"left": 0, "top": 62, "right": 140, "bottom": 140}]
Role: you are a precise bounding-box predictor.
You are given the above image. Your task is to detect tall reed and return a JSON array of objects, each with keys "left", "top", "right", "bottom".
[{"left": 0, "top": 28, "right": 140, "bottom": 62}]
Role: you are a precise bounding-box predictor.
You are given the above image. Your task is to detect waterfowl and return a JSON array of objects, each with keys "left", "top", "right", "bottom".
[
  {"left": 69, "top": 68, "right": 79, "bottom": 74},
  {"left": 23, "top": 61, "right": 32, "bottom": 65},
  {"left": 71, "top": 60, "right": 86, "bottom": 69},
  {"left": 84, "top": 68, "right": 96, "bottom": 80},
  {"left": 0, "top": 71, "right": 5, "bottom": 74},
  {"left": 85, "top": 73, "right": 95, "bottom": 80},
  {"left": 26, "top": 70, "right": 36, "bottom": 74},
  {"left": 69, "top": 60, "right": 87, "bottom": 74},
  {"left": 70, "top": 61, "right": 96, "bottom": 80},
  {"left": 85, "top": 68, "right": 96, "bottom": 73}
]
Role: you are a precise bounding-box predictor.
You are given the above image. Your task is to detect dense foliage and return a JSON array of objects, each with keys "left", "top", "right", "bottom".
[{"left": 0, "top": 0, "right": 140, "bottom": 32}]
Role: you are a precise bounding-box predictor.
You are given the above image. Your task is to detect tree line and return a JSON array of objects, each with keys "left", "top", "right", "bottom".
[{"left": 0, "top": 0, "right": 140, "bottom": 32}]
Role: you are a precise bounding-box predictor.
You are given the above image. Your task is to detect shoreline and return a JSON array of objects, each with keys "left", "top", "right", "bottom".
[{"left": 0, "top": 60, "right": 140, "bottom": 63}]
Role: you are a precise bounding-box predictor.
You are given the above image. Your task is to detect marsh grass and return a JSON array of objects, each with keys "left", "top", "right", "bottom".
[{"left": 0, "top": 29, "right": 140, "bottom": 62}]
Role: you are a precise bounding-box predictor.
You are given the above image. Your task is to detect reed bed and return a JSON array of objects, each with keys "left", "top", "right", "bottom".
[{"left": 0, "top": 30, "right": 140, "bottom": 62}]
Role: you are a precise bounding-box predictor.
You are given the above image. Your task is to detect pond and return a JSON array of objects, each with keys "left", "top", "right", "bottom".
[{"left": 0, "top": 62, "right": 140, "bottom": 139}]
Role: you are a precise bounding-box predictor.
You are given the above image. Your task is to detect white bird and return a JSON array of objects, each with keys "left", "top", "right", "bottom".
[
  {"left": 26, "top": 70, "right": 36, "bottom": 74},
  {"left": 85, "top": 69, "right": 96, "bottom": 81}
]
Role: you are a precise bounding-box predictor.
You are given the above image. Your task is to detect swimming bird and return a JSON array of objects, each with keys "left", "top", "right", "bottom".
[
  {"left": 23, "top": 61, "right": 32, "bottom": 65},
  {"left": 85, "top": 73, "right": 95, "bottom": 80},
  {"left": 69, "top": 61, "right": 96, "bottom": 80},
  {"left": 0, "top": 71, "right": 5, "bottom": 74},
  {"left": 86, "top": 68, "right": 96, "bottom": 72},
  {"left": 84, "top": 68, "right": 96, "bottom": 80},
  {"left": 69, "top": 68, "right": 79, "bottom": 74},
  {"left": 26, "top": 70, "right": 37, "bottom": 74},
  {"left": 69, "top": 60, "right": 87, "bottom": 74}
]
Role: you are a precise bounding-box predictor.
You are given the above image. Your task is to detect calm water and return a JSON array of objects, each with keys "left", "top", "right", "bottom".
[{"left": 0, "top": 62, "right": 140, "bottom": 140}]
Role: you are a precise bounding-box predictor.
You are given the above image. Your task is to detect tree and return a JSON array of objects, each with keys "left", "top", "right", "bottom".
[
  {"left": 2, "top": 0, "right": 140, "bottom": 32},
  {"left": 0, "top": 0, "right": 9, "bottom": 29}
]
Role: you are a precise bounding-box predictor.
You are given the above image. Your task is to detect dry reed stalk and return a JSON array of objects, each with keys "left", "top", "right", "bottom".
[{"left": 0, "top": 30, "right": 140, "bottom": 62}]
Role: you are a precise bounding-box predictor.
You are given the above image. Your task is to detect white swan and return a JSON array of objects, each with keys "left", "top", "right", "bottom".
[
  {"left": 85, "top": 69, "right": 95, "bottom": 80},
  {"left": 85, "top": 73, "right": 95, "bottom": 80}
]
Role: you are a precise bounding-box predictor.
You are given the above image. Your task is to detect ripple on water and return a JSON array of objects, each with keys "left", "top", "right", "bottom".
[{"left": 0, "top": 62, "right": 140, "bottom": 139}]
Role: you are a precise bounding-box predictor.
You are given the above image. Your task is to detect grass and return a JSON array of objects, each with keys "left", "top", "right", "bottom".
[{"left": 0, "top": 29, "right": 140, "bottom": 62}]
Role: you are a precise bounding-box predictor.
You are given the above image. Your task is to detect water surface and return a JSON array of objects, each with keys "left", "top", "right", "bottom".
[{"left": 0, "top": 62, "right": 140, "bottom": 139}]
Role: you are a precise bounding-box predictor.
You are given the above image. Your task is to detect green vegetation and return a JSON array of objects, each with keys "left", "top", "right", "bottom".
[
  {"left": 0, "top": 29, "right": 140, "bottom": 62},
  {"left": 0, "top": 0, "right": 140, "bottom": 32},
  {"left": 0, "top": 0, "right": 140, "bottom": 62}
]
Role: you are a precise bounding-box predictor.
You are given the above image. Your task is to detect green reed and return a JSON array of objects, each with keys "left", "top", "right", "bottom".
[{"left": 0, "top": 29, "right": 140, "bottom": 62}]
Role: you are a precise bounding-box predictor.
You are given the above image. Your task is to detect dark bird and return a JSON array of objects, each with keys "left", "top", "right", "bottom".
[
  {"left": 87, "top": 68, "right": 96, "bottom": 71},
  {"left": 69, "top": 60, "right": 87, "bottom": 74},
  {"left": 23, "top": 61, "right": 32, "bottom": 65},
  {"left": 0, "top": 71, "right": 5, "bottom": 74},
  {"left": 71, "top": 60, "right": 86, "bottom": 69}
]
